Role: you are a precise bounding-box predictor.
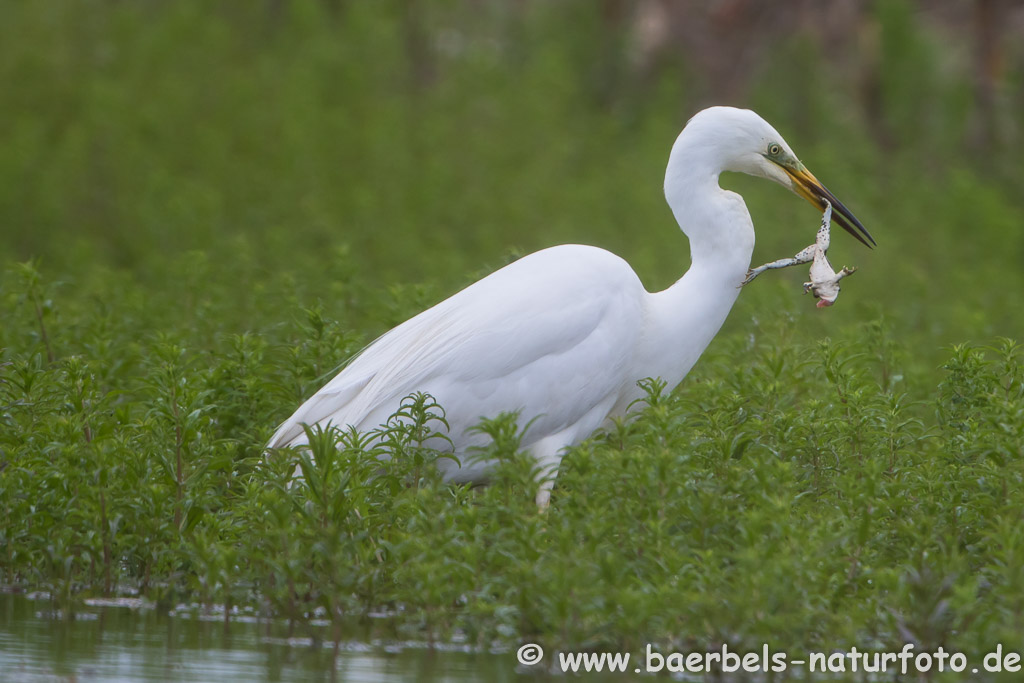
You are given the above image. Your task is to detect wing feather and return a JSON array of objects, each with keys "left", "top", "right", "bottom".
[{"left": 268, "top": 245, "right": 645, "bottom": 450}]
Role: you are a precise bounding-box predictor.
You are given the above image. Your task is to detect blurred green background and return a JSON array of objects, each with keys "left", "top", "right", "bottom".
[
  {"left": 2, "top": 0, "right": 1022, "bottom": 360},
  {"left": 3, "top": 2, "right": 1024, "bottom": 671}
]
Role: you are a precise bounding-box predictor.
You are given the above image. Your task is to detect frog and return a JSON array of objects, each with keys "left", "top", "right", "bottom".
[{"left": 741, "top": 200, "right": 856, "bottom": 308}]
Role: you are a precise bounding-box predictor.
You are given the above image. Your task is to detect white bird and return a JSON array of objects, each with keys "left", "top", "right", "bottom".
[{"left": 268, "top": 106, "right": 874, "bottom": 508}]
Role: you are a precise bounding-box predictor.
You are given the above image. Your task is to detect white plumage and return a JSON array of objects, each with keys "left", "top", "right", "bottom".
[{"left": 268, "top": 106, "right": 872, "bottom": 507}]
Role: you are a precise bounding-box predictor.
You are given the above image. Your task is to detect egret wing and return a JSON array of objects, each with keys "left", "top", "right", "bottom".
[{"left": 267, "top": 246, "right": 645, "bottom": 451}]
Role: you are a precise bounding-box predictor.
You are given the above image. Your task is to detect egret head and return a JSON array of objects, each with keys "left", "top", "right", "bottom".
[{"left": 671, "top": 107, "right": 875, "bottom": 247}]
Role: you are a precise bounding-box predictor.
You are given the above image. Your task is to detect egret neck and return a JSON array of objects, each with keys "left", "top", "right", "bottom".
[{"left": 637, "top": 136, "right": 757, "bottom": 392}]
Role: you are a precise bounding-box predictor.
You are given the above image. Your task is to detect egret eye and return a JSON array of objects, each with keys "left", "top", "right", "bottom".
[{"left": 767, "top": 143, "right": 781, "bottom": 156}]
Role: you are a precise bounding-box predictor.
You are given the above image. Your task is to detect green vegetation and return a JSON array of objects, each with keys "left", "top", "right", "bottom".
[{"left": 2, "top": 0, "right": 1023, "bottom": 664}]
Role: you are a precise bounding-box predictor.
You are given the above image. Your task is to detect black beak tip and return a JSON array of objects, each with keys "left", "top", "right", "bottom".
[
  {"left": 837, "top": 213, "right": 875, "bottom": 249},
  {"left": 823, "top": 194, "right": 875, "bottom": 249},
  {"left": 851, "top": 217, "right": 876, "bottom": 249},
  {"left": 796, "top": 172, "right": 876, "bottom": 249}
]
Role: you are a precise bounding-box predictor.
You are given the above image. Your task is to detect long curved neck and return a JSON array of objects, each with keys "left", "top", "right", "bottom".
[
  {"left": 636, "top": 151, "right": 756, "bottom": 391},
  {"left": 668, "top": 169, "right": 756, "bottom": 277}
]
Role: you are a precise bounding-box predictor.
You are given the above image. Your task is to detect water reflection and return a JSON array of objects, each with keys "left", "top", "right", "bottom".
[{"left": 0, "top": 593, "right": 541, "bottom": 682}]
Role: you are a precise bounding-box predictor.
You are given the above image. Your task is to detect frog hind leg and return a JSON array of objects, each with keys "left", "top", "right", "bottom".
[{"left": 742, "top": 244, "right": 818, "bottom": 286}]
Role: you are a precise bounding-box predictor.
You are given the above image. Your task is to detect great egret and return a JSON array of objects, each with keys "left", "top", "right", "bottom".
[{"left": 268, "top": 106, "right": 873, "bottom": 507}]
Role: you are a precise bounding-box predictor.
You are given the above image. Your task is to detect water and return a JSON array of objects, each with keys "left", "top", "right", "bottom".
[
  {"left": 5, "top": 593, "right": 1012, "bottom": 682},
  {"left": 0, "top": 593, "right": 549, "bottom": 682}
]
